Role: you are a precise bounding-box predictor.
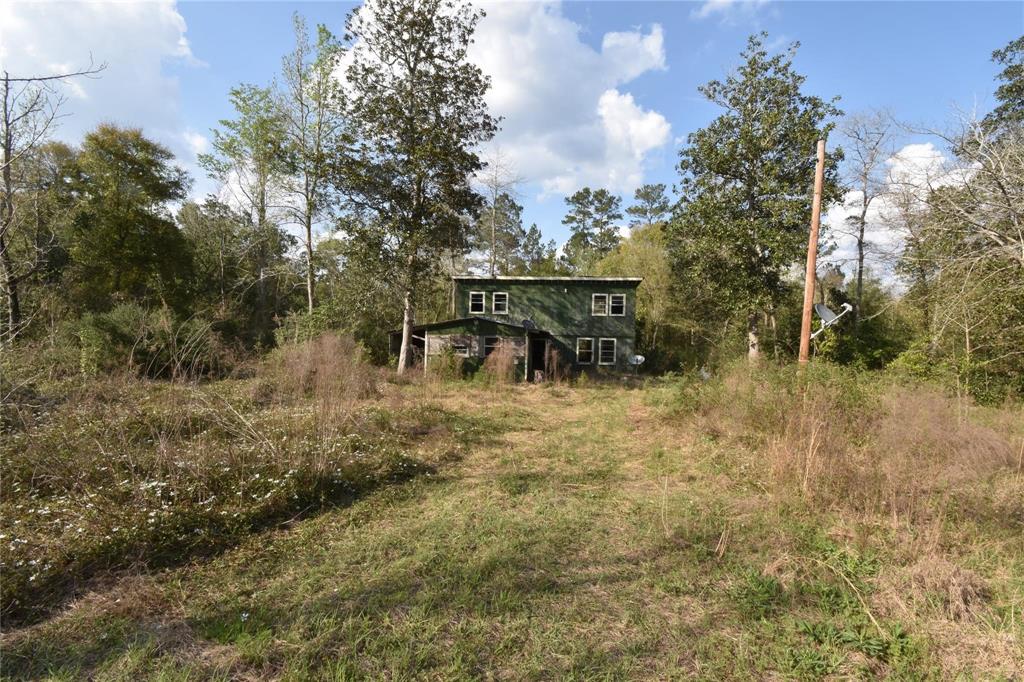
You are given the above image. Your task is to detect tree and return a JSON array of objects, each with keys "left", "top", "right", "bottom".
[
  {"left": 838, "top": 110, "right": 895, "bottom": 331},
  {"left": 1, "top": 61, "right": 104, "bottom": 342},
  {"left": 64, "top": 125, "right": 192, "bottom": 310},
  {"left": 984, "top": 35, "right": 1024, "bottom": 130},
  {"left": 200, "top": 84, "right": 290, "bottom": 345},
  {"left": 475, "top": 148, "right": 524, "bottom": 276},
  {"left": 514, "top": 224, "right": 562, "bottom": 275},
  {"left": 669, "top": 33, "right": 843, "bottom": 362},
  {"left": 594, "top": 223, "right": 685, "bottom": 370},
  {"left": 337, "top": 0, "right": 498, "bottom": 374},
  {"left": 561, "top": 187, "right": 622, "bottom": 272},
  {"left": 626, "top": 183, "right": 671, "bottom": 228},
  {"left": 471, "top": 191, "right": 521, "bottom": 273},
  {"left": 276, "top": 14, "right": 346, "bottom": 314}
]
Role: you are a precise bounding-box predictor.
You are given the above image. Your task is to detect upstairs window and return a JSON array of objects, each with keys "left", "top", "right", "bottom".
[
  {"left": 492, "top": 292, "right": 509, "bottom": 315},
  {"left": 610, "top": 294, "right": 626, "bottom": 316},
  {"left": 576, "top": 337, "right": 594, "bottom": 364},
  {"left": 469, "top": 291, "right": 486, "bottom": 314},
  {"left": 598, "top": 338, "right": 616, "bottom": 365},
  {"left": 591, "top": 293, "right": 608, "bottom": 316}
]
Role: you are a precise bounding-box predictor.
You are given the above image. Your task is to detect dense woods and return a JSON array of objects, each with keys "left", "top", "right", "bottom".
[{"left": 1, "top": 6, "right": 1021, "bottom": 402}]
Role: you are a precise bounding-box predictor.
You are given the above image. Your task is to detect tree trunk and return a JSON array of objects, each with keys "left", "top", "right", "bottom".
[
  {"left": 1, "top": 73, "right": 21, "bottom": 340},
  {"left": 854, "top": 203, "right": 868, "bottom": 333},
  {"left": 397, "top": 287, "right": 414, "bottom": 375},
  {"left": 747, "top": 311, "right": 761, "bottom": 362},
  {"left": 305, "top": 213, "right": 315, "bottom": 315}
]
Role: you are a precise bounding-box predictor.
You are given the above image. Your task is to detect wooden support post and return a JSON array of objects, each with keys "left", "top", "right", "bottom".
[{"left": 799, "top": 139, "right": 827, "bottom": 365}]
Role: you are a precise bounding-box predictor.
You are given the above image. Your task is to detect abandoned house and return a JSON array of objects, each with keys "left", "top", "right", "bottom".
[{"left": 389, "top": 276, "right": 642, "bottom": 379}]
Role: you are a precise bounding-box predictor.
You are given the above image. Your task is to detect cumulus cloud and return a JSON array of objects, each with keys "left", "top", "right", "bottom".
[
  {"left": 0, "top": 0, "right": 202, "bottom": 168},
  {"left": 471, "top": 1, "right": 671, "bottom": 198},
  {"left": 823, "top": 142, "right": 954, "bottom": 285}
]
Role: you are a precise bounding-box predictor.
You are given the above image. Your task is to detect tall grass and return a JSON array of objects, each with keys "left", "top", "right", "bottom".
[
  {"left": 481, "top": 341, "right": 518, "bottom": 384},
  {"left": 661, "top": 362, "right": 1023, "bottom": 522},
  {"left": 0, "top": 334, "right": 423, "bottom": 624}
]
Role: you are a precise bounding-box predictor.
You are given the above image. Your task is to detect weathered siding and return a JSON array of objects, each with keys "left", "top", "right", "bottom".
[{"left": 453, "top": 278, "right": 639, "bottom": 371}]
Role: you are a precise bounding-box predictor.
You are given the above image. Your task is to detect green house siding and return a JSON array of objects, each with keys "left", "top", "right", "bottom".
[{"left": 453, "top": 277, "right": 640, "bottom": 372}]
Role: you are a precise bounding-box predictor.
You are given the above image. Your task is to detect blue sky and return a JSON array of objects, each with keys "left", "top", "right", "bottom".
[{"left": 5, "top": 0, "right": 1022, "bottom": 253}]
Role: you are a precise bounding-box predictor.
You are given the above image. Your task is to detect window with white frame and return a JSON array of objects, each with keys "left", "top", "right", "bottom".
[
  {"left": 450, "top": 342, "right": 470, "bottom": 357},
  {"left": 469, "top": 291, "right": 486, "bottom": 314},
  {"left": 598, "top": 338, "right": 616, "bottom": 365},
  {"left": 591, "top": 293, "right": 608, "bottom": 316},
  {"left": 576, "top": 337, "right": 594, "bottom": 364},
  {"left": 492, "top": 292, "right": 509, "bottom": 315},
  {"left": 610, "top": 294, "right": 626, "bottom": 316},
  {"left": 484, "top": 336, "right": 500, "bottom": 356}
]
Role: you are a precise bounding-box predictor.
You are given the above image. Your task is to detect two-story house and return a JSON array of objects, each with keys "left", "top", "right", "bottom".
[{"left": 390, "top": 276, "right": 642, "bottom": 379}]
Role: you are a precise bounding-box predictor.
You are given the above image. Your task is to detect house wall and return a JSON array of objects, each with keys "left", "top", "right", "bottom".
[{"left": 453, "top": 279, "right": 638, "bottom": 370}]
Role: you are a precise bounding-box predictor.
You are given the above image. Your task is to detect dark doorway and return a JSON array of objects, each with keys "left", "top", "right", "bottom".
[{"left": 529, "top": 338, "right": 547, "bottom": 381}]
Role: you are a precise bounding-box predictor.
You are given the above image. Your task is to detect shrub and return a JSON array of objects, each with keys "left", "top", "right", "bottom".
[
  {"left": 76, "top": 303, "right": 232, "bottom": 379},
  {"left": 427, "top": 347, "right": 464, "bottom": 382}
]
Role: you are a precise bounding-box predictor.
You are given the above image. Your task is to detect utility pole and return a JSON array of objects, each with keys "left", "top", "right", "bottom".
[{"left": 798, "top": 139, "right": 826, "bottom": 364}]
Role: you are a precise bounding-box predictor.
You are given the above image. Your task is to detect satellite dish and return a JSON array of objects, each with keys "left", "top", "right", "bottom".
[
  {"left": 814, "top": 303, "right": 837, "bottom": 324},
  {"left": 522, "top": 318, "right": 537, "bottom": 331},
  {"left": 811, "top": 302, "right": 855, "bottom": 339},
  {"left": 628, "top": 354, "right": 645, "bottom": 365}
]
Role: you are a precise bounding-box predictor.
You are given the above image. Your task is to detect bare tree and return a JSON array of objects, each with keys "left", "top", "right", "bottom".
[
  {"left": 839, "top": 110, "right": 895, "bottom": 330},
  {"left": 1, "top": 60, "right": 105, "bottom": 343},
  {"left": 475, "top": 147, "right": 524, "bottom": 277},
  {"left": 887, "top": 111, "right": 1024, "bottom": 388},
  {"left": 276, "top": 14, "right": 346, "bottom": 314}
]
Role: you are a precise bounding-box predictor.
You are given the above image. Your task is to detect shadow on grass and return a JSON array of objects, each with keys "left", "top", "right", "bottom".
[{"left": 2, "top": 405, "right": 514, "bottom": 634}]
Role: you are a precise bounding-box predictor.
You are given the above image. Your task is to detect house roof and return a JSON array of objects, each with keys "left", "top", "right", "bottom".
[{"left": 452, "top": 275, "right": 642, "bottom": 284}]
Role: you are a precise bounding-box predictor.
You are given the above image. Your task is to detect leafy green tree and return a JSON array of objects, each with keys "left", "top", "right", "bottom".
[
  {"left": 64, "top": 124, "right": 192, "bottom": 311},
  {"left": 595, "top": 223, "right": 690, "bottom": 371},
  {"left": 984, "top": 35, "right": 1024, "bottom": 130},
  {"left": 276, "top": 14, "right": 346, "bottom": 314},
  {"left": 200, "top": 84, "right": 290, "bottom": 346},
  {"left": 626, "top": 183, "right": 671, "bottom": 228},
  {"left": 669, "top": 33, "right": 843, "bottom": 362},
  {"left": 336, "top": 0, "right": 498, "bottom": 373},
  {"left": 561, "top": 187, "right": 622, "bottom": 272}
]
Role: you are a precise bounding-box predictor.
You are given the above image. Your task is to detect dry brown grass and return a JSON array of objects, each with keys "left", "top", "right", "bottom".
[
  {"left": 681, "top": 363, "right": 1022, "bottom": 522},
  {"left": 481, "top": 341, "right": 518, "bottom": 384}
]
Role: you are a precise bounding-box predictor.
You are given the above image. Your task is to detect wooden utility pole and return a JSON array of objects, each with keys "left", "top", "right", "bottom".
[{"left": 798, "top": 139, "right": 827, "bottom": 364}]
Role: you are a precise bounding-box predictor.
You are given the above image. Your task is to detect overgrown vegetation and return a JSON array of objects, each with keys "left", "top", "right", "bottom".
[
  {"left": 2, "top": 375, "right": 1020, "bottom": 679},
  {"left": 0, "top": 334, "right": 493, "bottom": 625}
]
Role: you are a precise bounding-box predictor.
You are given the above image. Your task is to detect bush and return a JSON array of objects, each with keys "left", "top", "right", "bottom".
[
  {"left": 76, "top": 303, "right": 232, "bottom": 379},
  {"left": 427, "top": 347, "right": 465, "bottom": 382}
]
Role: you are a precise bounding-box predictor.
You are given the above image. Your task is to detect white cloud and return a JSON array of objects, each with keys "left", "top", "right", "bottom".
[
  {"left": 471, "top": 1, "right": 672, "bottom": 198},
  {"left": 823, "top": 142, "right": 955, "bottom": 286},
  {"left": 182, "top": 129, "right": 209, "bottom": 157},
  {"left": 692, "top": 0, "right": 771, "bottom": 22},
  {"left": 0, "top": 0, "right": 203, "bottom": 170}
]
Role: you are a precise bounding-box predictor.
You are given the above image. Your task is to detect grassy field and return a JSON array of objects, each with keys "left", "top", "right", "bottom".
[{"left": 2, "top": 361, "right": 1022, "bottom": 680}]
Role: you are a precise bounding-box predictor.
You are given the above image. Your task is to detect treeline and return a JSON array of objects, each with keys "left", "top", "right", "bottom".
[{"left": 1, "top": 1, "right": 1021, "bottom": 400}]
